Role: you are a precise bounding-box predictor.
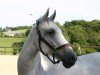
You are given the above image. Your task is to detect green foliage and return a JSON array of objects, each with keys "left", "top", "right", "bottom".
[
  {"left": 67, "top": 25, "right": 88, "bottom": 45},
  {"left": 61, "top": 20, "right": 100, "bottom": 55},
  {"left": 0, "top": 32, "right": 4, "bottom": 37},
  {"left": 12, "top": 41, "right": 24, "bottom": 55},
  {"left": 25, "top": 29, "right": 31, "bottom": 36},
  {"left": 11, "top": 26, "right": 32, "bottom": 31}
]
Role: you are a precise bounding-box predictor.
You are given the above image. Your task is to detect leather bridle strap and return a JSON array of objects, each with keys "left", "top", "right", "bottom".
[
  {"left": 37, "top": 31, "right": 60, "bottom": 64},
  {"left": 36, "top": 22, "right": 60, "bottom": 64}
]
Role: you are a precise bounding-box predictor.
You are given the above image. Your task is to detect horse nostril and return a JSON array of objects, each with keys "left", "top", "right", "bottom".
[
  {"left": 71, "top": 56, "right": 75, "bottom": 62},
  {"left": 70, "top": 56, "right": 75, "bottom": 65},
  {"left": 63, "top": 51, "right": 77, "bottom": 65},
  {"left": 70, "top": 54, "right": 77, "bottom": 65},
  {"left": 62, "top": 54, "right": 77, "bottom": 68}
]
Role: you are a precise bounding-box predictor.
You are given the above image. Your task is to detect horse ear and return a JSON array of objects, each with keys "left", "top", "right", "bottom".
[
  {"left": 49, "top": 10, "right": 56, "bottom": 21},
  {"left": 41, "top": 8, "right": 49, "bottom": 21}
]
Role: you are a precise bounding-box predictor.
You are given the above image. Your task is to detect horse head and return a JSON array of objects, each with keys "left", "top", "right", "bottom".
[{"left": 36, "top": 8, "right": 77, "bottom": 68}]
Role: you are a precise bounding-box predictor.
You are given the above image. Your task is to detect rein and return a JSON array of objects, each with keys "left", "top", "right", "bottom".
[{"left": 36, "top": 20, "right": 71, "bottom": 64}]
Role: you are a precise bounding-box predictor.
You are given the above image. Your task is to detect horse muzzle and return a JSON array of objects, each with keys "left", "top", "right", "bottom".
[{"left": 56, "top": 47, "right": 77, "bottom": 68}]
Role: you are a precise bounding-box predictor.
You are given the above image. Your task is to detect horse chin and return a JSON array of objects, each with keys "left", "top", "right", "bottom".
[{"left": 62, "top": 61, "right": 72, "bottom": 68}]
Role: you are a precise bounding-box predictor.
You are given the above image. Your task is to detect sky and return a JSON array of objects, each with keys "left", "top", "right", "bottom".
[{"left": 0, "top": 0, "right": 100, "bottom": 28}]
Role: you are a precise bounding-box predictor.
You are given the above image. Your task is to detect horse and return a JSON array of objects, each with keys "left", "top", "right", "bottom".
[
  {"left": 18, "top": 9, "right": 100, "bottom": 75},
  {"left": 17, "top": 8, "right": 77, "bottom": 75},
  {"left": 67, "top": 52, "right": 100, "bottom": 75},
  {"left": 33, "top": 52, "right": 100, "bottom": 75}
]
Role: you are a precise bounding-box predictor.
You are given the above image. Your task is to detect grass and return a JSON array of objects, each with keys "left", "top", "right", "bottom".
[
  {"left": 0, "top": 37, "right": 25, "bottom": 47},
  {"left": 0, "top": 37, "right": 25, "bottom": 54},
  {"left": 12, "top": 29, "right": 27, "bottom": 33}
]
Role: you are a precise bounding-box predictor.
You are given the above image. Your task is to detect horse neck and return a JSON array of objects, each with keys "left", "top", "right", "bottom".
[
  {"left": 18, "top": 24, "right": 40, "bottom": 75},
  {"left": 40, "top": 52, "right": 55, "bottom": 71}
]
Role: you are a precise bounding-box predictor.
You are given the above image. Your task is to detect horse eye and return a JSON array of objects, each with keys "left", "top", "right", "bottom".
[{"left": 47, "top": 29, "right": 55, "bottom": 35}]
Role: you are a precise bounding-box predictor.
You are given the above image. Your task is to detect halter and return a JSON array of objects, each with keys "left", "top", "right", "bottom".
[{"left": 36, "top": 20, "right": 71, "bottom": 65}]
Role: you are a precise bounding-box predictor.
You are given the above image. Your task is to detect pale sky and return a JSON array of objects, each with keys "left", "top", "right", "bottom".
[{"left": 0, "top": 0, "right": 100, "bottom": 28}]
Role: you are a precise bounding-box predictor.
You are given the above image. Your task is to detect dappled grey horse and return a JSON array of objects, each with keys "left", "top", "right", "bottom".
[
  {"left": 18, "top": 9, "right": 77, "bottom": 75},
  {"left": 18, "top": 9, "right": 100, "bottom": 75}
]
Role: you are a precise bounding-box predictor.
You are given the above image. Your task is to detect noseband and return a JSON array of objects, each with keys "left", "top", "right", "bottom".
[{"left": 36, "top": 20, "right": 71, "bottom": 64}]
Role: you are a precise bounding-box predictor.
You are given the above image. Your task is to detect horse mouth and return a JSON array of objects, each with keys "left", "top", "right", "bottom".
[
  {"left": 61, "top": 52, "right": 77, "bottom": 68},
  {"left": 62, "top": 61, "right": 74, "bottom": 68},
  {"left": 56, "top": 47, "right": 77, "bottom": 68}
]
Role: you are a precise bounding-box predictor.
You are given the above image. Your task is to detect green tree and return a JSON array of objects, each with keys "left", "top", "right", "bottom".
[
  {"left": 63, "top": 19, "right": 100, "bottom": 55},
  {"left": 12, "top": 41, "right": 24, "bottom": 55},
  {"left": 25, "top": 29, "right": 31, "bottom": 36},
  {"left": 67, "top": 25, "right": 88, "bottom": 45}
]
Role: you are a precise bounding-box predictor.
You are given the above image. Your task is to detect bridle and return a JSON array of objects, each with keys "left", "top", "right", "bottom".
[{"left": 36, "top": 20, "right": 71, "bottom": 65}]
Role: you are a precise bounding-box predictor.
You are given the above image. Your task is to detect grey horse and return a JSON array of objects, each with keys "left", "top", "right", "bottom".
[{"left": 18, "top": 9, "right": 100, "bottom": 75}]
